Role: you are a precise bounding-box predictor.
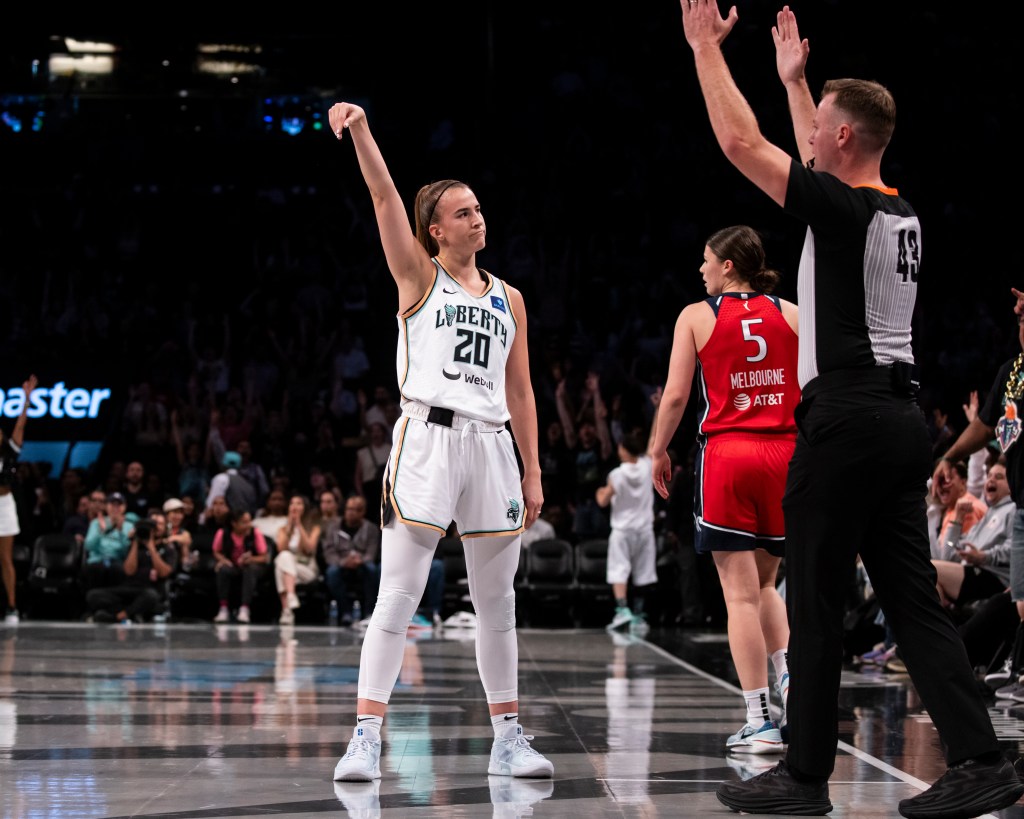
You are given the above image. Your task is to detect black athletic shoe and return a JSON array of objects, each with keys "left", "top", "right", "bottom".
[
  {"left": 716, "top": 760, "right": 832, "bottom": 815},
  {"left": 898, "top": 755, "right": 1024, "bottom": 819}
]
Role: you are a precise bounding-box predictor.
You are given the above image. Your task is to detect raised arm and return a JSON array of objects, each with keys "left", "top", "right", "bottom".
[
  {"left": 589, "top": 374, "right": 614, "bottom": 462},
  {"left": 933, "top": 417, "right": 996, "bottom": 490},
  {"left": 11, "top": 374, "right": 38, "bottom": 447},
  {"left": 504, "top": 286, "right": 543, "bottom": 530},
  {"left": 681, "top": 0, "right": 794, "bottom": 206},
  {"left": 773, "top": 5, "right": 815, "bottom": 166},
  {"left": 554, "top": 378, "right": 578, "bottom": 450},
  {"left": 328, "top": 102, "right": 435, "bottom": 307},
  {"left": 170, "top": 409, "right": 187, "bottom": 467}
]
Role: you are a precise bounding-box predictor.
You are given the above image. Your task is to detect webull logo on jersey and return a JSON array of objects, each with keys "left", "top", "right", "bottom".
[{"left": 435, "top": 303, "right": 509, "bottom": 348}]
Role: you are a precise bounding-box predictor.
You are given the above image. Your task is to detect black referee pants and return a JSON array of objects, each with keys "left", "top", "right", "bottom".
[{"left": 782, "top": 372, "right": 1000, "bottom": 780}]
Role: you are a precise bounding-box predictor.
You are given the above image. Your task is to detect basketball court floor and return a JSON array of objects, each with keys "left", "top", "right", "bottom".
[{"left": 2, "top": 620, "right": 1023, "bottom": 818}]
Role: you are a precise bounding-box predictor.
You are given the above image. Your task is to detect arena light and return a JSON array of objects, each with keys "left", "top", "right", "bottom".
[
  {"left": 196, "top": 42, "right": 264, "bottom": 76},
  {"left": 48, "top": 54, "right": 114, "bottom": 76},
  {"left": 64, "top": 38, "right": 116, "bottom": 53}
]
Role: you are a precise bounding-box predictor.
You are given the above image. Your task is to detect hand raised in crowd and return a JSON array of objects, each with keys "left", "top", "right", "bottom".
[
  {"left": 962, "top": 390, "right": 979, "bottom": 424},
  {"left": 929, "top": 470, "right": 945, "bottom": 502},
  {"left": 1012, "top": 286, "right": 1024, "bottom": 317},
  {"left": 954, "top": 497, "right": 975, "bottom": 523}
]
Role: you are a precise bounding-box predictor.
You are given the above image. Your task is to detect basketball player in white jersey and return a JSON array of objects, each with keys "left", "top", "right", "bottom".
[{"left": 327, "top": 101, "right": 553, "bottom": 783}]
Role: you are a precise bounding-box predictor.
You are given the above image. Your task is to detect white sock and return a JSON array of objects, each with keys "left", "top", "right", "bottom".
[
  {"left": 771, "top": 649, "right": 789, "bottom": 681},
  {"left": 492, "top": 712, "right": 519, "bottom": 738},
  {"left": 743, "top": 688, "right": 772, "bottom": 728},
  {"left": 354, "top": 714, "right": 383, "bottom": 741}
]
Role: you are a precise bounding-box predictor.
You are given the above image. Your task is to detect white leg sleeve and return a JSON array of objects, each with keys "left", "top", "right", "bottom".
[
  {"left": 357, "top": 524, "right": 439, "bottom": 704},
  {"left": 465, "top": 535, "right": 521, "bottom": 704}
]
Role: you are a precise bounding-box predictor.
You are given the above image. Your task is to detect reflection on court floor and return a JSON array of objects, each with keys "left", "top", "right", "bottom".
[{"left": 1, "top": 622, "right": 1022, "bottom": 818}]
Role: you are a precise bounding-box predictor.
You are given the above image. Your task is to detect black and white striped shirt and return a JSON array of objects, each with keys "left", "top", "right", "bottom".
[{"left": 784, "top": 159, "right": 921, "bottom": 389}]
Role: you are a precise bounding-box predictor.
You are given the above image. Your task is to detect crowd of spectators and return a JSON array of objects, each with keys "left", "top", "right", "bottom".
[{"left": 0, "top": 4, "right": 1019, "bottom": 626}]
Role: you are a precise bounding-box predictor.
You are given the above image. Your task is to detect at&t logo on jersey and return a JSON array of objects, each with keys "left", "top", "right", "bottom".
[{"left": 732, "top": 392, "right": 786, "bottom": 411}]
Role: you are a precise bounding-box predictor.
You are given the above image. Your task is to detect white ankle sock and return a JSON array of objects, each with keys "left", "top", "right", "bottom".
[
  {"left": 492, "top": 712, "right": 519, "bottom": 737},
  {"left": 771, "top": 649, "right": 789, "bottom": 681},
  {"left": 355, "top": 714, "right": 383, "bottom": 741},
  {"left": 743, "top": 688, "right": 772, "bottom": 728}
]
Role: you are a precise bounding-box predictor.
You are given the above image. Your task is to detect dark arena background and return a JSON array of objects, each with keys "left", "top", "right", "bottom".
[{"left": 1, "top": 4, "right": 1023, "bottom": 818}]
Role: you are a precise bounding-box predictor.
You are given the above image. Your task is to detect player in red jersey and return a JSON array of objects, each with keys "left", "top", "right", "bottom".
[{"left": 651, "top": 225, "right": 799, "bottom": 754}]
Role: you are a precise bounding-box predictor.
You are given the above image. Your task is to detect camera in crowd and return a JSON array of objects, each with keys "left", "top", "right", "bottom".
[{"left": 133, "top": 518, "right": 157, "bottom": 543}]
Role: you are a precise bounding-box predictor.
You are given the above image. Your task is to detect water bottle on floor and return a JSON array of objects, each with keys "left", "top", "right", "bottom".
[
  {"left": 329, "top": 599, "right": 339, "bottom": 626},
  {"left": 352, "top": 600, "right": 362, "bottom": 624}
]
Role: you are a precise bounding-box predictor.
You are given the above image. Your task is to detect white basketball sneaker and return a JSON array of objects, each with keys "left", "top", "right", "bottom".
[
  {"left": 488, "top": 725, "right": 554, "bottom": 777},
  {"left": 334, "top": 726, "right": 382, "bottom": 781}
]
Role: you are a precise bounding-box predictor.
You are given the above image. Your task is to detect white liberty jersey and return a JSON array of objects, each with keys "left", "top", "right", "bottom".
[{"left": 396, "top": 258, "right": 518, "bottom": 425}]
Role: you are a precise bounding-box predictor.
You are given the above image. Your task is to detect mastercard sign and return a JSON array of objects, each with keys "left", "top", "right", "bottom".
[
  {"left": 0, "top": 378, "right": 118, "bottom": 472},
  {"left": 0, "top": 381, "right": 112, "bottom": 420}
]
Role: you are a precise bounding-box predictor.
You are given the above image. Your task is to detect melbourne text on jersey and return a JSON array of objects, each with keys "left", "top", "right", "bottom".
[{"left": 730, "top": 367, "right": 787, "bottom": 389}]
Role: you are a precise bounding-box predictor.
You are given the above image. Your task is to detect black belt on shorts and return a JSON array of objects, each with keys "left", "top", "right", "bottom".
[
  {"left": 427, "top": 406, "right": 456, "bottom": 427},
  {"left": 803, "top": 362, "right": 920, "bottom": 401}
]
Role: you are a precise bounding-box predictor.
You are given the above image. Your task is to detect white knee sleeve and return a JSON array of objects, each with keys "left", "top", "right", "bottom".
[
  {"left": 356, "top": 522, "right": 445, "bottom": 704},
  {"left": 370, "top": 589, "right": 419, "bottom": 633},
  {"left": 476, "top": 591, "right": 517, "bottom": 631},
  {"left": 464, "top": 536, "right": 521, "bottom": 703}
]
